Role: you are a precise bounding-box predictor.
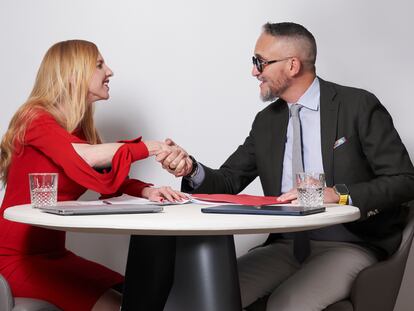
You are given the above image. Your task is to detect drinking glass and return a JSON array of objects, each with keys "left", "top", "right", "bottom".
[
  {"left": 29, "top": 173, "right": 58, "bottom": 208},
  {"left": 296, "top": 172, "right": 325, "bottom": 208}
]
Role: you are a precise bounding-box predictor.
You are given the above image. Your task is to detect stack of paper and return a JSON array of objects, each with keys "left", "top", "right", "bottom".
[{"left": 103, "top": 194, "right": 191, "bottom": 205}]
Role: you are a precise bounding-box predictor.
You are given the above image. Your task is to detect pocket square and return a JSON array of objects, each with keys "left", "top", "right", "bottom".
[{"left": 333, "top": 137, "right": 347, "bottom": 149}]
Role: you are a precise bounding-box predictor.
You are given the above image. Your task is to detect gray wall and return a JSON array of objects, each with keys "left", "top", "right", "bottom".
[{"left": 1, "top": 1, "right": 413, "bottom": 309}]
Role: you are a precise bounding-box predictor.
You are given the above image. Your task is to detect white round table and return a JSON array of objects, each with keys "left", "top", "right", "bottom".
[
  {"left": 4, "top": 203, "right": 360, "bottom": 235},
  {"left": 4, "top": 203, "right": 360, "bottom": 311}
]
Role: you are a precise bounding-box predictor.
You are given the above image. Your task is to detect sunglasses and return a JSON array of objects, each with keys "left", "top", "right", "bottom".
[{"left": 252, "top": 56, "right": 292, "bottom": 73}]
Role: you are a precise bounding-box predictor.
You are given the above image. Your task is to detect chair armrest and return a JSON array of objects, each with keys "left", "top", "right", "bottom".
[
  {"left": 350, "top": 233, "right": 414, "bottom": 311},
  {"left": 323, "top": 300, "right": 353, "bottom": 311},
  {"left": 0, "top": 274, "right": 14, "bottom": 311},
  {"left": 350, "top": 255, "right": 407, "bottom": 311},
  {"left": 13, "top": 298, "right": 62, "bottom": 311}
]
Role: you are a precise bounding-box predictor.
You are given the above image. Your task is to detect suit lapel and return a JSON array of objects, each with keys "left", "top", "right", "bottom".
[{"left": 319, "top": 78, "right": 339, "bottom": 186}]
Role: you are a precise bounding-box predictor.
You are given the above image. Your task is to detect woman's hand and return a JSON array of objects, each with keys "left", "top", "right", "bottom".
[
  {"left": 141, "top": 141, "right": 169, "bottom": 156},
  {"left": 141, "top": 186, "right": 189, "bottom": 203}
]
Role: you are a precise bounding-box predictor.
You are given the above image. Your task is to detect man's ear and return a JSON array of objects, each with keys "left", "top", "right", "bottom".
[{"left": 289, "top": 57, "right": 302, "bottom": 77}]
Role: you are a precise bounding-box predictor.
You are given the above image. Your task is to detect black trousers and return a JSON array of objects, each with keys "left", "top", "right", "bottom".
[{"left": 121, "top": 235, "right": 176, "bottom": 311}]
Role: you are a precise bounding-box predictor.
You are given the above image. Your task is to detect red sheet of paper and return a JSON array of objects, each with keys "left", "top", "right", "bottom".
[{"left": 192, "top": 193, "right": 290, "bottom": 205}]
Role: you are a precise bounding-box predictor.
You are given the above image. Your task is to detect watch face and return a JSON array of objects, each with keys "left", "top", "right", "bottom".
[{"left": 335, "top": 184, "right": 349, "bottom": 195}]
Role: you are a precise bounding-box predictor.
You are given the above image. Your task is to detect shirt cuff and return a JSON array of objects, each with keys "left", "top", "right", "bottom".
[
  {"left": 118, "top": 136, "right": 149, "bottom": 161},
  {"left": 184, "top": 163, "right": 206, "bottom": 189}
]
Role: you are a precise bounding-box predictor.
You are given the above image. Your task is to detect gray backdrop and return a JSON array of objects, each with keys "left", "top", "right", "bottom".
[{"left": 1, "top": 1, "right": 413, "bottom": 310}]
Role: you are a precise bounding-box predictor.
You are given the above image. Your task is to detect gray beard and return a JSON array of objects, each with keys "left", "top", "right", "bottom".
[
  {"left": 260, "top": 76, "right": 290, "bottom": 102},
  {"left": 261, "top": 89, "right": 278, "bottom": 102}
]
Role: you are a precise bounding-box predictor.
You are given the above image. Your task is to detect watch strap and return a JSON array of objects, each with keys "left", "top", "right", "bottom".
[
  {"left": 338, "top": 194, "right": 349, "bottom": 205},
  {"left": 334, "top": 184, "right": 349, "bottom": 205},
  {"left": 187, "top": 155, "right": 198, "bottom": 178}
]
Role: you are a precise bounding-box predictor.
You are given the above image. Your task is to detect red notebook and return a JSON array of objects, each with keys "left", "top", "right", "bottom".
[{"left": 192, "top": 193, "right": 290, "bottom": 205}]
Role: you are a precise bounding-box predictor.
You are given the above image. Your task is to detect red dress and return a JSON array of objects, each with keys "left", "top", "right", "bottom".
[{"left": 0, "top": 112, "right": 151, "bottom": 310}]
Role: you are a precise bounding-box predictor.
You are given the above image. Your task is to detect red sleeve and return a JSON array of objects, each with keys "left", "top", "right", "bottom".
[
  {"left": 119, "top": 178, "right": 152, "bottom": 196},
  {"left": 24, "top": 114, "right": 150, "bottom": 194},
  {"left": 99, "top": 178, "right": 153, "bottom": 199}
]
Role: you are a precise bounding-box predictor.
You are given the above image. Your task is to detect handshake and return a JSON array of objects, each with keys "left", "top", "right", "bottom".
[{"left": 145, "top": 138, "right": 195, "bottom": 177}]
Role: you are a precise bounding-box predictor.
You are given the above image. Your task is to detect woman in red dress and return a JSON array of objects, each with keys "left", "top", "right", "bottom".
[{"left": 0, "top": 40, "right": 189, "bottom": 311}]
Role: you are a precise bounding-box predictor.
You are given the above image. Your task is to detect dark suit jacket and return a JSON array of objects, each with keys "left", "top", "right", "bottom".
[{"left": 183, "top": 78, "right": 414, "bottom": 257}]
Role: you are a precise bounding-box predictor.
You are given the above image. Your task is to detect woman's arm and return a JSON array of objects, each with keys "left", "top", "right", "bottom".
[
  {"left": 25, "top": 115, "right": 148, "bottom": 194},
  {"left": 72, "top": 143, "right": 123, "bottom": 168},
  {"left": 72, "top": 141, "right": 183, "bottom": 168}
]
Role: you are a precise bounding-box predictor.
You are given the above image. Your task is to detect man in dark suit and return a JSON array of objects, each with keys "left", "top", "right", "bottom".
[{"left": 159, "top": 22, "right": 414, "bottom": 310}]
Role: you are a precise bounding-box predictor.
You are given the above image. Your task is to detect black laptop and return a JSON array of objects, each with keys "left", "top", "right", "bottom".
[{"left": 201, "top": 204, "right": 325, "bottom": 216}]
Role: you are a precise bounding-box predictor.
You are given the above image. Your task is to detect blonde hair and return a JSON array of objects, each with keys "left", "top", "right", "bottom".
[{"left": 0, "top": 40, "right": 102, "bottom": 184}]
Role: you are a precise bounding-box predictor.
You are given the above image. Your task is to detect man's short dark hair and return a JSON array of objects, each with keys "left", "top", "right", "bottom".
[{"left": 263, "top": 22, "right": 317, "bottom": 70}]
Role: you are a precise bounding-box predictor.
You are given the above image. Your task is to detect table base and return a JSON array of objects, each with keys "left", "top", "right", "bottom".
[{"left": 164, "top": 235, "right": 242, "bottom": 311}]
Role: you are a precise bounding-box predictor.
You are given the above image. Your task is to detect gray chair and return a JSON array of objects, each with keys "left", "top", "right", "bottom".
[
  {"left": 323, "top": 210, "right": 414, "bottom": 311},
  {"left": 246, "top": 210, "right": 414, "bottom": 311},
  {"left": 0, "top": 274, "right": 61, "bottom": 311}
]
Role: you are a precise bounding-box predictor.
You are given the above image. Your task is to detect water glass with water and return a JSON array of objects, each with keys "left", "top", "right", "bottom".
[
  {"left": 29, "top": 173, "right": 58, "bottom": 208},
  {"left": 296, "top": 172, "right": 325, "bottom": 208}
]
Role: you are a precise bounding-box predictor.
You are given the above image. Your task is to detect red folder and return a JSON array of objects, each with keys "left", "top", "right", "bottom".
[{"left": 192, "top": 193, "right": 290, "bottom": 205}]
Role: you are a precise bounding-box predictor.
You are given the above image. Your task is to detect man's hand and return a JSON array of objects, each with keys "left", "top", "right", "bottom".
[
  {"left": 277, "top": 187, "right": 340, "bottom": 204},
  {"left": 323, "top": 187, "right": 340, "bottom": 204},
  {"left": 156, "top": 138, "right": 193, "bottom": 177},
  {"left": 277, "top": 188, "right": 298, "bottom": 203}
]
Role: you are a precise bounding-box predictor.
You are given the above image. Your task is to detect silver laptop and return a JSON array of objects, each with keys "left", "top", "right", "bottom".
[{"left": 39, "top": 204, "right": 163, "bottom": 215}]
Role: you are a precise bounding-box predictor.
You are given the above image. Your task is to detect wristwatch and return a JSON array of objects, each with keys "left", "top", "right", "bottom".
[
  {"left": 333, "top": 184, "right": 349, "bottom": 205},
  {"left": 187, "top": 155, "right": 198, "bottom": 178}
]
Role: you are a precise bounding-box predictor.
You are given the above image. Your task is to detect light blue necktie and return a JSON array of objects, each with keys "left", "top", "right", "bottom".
[
  {"left": 290, "top": 104, "right": 310, "bottom": 263},
  {"left": 290, "top": 104, "right": 303, "bottom": 185}
]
